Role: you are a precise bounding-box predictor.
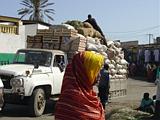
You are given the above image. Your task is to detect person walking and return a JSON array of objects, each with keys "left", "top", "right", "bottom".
[
  {"left": 146, "top": 62, "right": 153, "bottom": 82},
  {"left": 55, "top": 51, "right": 105, "bottom": 120},
  {"left": 98, "top": 63, "right": 110, "bottom": 109}
]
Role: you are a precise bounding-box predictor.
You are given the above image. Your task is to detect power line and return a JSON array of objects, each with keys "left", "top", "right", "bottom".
[
  {"left": 107, "top": 31, "right": 160, "bottom": 40},
  {"left": 108, "top": 33, "right": 146, "bottom": 39},
  {"left": 106, "top": 25, "right": 160, "bottom": 34}
]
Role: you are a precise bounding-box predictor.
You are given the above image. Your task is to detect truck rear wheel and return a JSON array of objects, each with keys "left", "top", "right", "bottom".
[{"left": 29, "top": 88, "right": 46, "bottom": 117}]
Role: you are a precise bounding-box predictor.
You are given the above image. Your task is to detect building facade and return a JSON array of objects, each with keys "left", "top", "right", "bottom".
[{"left": 0, "top": 16, "right": 50, "bottom": 65}]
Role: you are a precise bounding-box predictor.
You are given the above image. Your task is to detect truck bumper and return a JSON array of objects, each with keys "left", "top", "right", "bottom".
[{"left": 4, "top": 93, "right": 29, "bottom": 105}]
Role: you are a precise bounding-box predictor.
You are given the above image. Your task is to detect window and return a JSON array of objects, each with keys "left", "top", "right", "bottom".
[
  {"left": 13, "top": 50, "right": 52, "bottom": 67},
  {"left": 53, "top": 55, "right": 65, "bottom": 67}
]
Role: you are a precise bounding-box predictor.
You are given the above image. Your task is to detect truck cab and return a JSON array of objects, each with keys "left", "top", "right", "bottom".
[{"left": 0, "top": 48, "right": 67, "bottom": 116}]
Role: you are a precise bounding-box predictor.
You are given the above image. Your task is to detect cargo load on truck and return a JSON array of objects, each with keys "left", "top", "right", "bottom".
[{"left": 26, "top": 21, "right": 128, "bottom": 98}]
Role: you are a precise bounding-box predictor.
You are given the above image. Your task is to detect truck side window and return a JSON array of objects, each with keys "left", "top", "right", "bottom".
[{"left": 53, "top": 55, "right": 65, "bottom": 67}]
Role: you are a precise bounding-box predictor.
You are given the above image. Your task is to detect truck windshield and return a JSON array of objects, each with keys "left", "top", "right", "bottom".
[{"left": 13, "top": 50, "right": 52, "bottom": 67}]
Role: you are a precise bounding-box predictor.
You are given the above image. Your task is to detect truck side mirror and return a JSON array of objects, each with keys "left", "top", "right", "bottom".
[{"left": 34, "top": 63, "right": 39, "bottom": 69}]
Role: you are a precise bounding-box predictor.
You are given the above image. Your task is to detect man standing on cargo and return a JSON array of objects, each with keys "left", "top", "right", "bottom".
[
  {"left": 84, "top": 14, "right": 104, "bottom": 37},
  {"left": 84, "top": 14, "right": 107, "bottom": 45}
]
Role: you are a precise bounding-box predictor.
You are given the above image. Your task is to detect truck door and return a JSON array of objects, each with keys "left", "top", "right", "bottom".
[{"left": 52, "top": 54, "right": 65, "bottom": 94}]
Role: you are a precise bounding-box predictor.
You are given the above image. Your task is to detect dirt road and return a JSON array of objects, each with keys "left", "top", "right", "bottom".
[
  {"left": 107, "top": 77, "right": 157, "bottom": 116},
  {"left": 0, "top": 78, "right": 157, "bottom": 120}
]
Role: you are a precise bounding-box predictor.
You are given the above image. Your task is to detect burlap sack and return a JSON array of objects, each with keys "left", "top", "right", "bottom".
[
  {"left": 77, "top": 28, "right": 94, "bottom": 37},
  {"left": 83, "top": 22, "right": 93, "bottom": 28},
  {"left": 93, "top": 30, "right": 102, "bottom": 38}
]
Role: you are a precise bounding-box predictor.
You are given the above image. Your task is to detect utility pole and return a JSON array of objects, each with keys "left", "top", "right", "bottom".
[{"left": 146, "top": 34, "right": 153, "bottom": 45}]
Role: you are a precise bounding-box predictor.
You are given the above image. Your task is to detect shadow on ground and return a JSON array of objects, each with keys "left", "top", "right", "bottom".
[{"left": 0, "top": 100, "right": 57, "bottom": 117}]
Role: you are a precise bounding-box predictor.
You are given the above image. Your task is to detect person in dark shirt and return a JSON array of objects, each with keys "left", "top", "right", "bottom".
[
  {"left": 98, "top": 63, "right": 110, "bottom": 109},
  {"left": 84, "top": 14, "right": 107, "bottom": 45},
  {"left": 84, "top": 14, "right": 104, "bottom": 37}
]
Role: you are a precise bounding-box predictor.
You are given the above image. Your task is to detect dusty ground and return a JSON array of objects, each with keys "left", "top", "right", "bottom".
[
  {"left": 0, "top": 77, "right": 157, "bottom": 120},
  {"left": 106, "top": 77, "right": 157, "bottom": 119}
]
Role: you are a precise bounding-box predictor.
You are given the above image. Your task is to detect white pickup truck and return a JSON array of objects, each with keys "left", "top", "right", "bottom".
[{"left": 0, "top": 48, "right": 67, "bottom": 116}]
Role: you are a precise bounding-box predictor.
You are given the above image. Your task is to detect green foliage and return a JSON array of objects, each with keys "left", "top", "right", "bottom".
[
  {"left": 64, "top": 20, "right": 84, "bottom": 30},
  {"left": 108, "top": 107, "right": 153, "bottom": 120}
]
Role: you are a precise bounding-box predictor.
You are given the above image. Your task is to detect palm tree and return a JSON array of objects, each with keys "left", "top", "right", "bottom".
[{"left": 18, "top": 0, "right": 55, "bottom": 23}]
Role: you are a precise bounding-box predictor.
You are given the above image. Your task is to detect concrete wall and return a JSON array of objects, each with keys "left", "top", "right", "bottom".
[
  {"left": 0, "top": 22, "right": 49, "bottom": 63},
  {"left": 0, "top": 25, "right": 25, "bottom": 53},
  {"left": 0, "top": 23, "right": 49, "bottom": 53}
]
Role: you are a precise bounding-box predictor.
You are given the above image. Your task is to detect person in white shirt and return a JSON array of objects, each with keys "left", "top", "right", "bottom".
[
  {"left": 154, "top": 49, "right": 159, "bottom": 63},
  {"left": 144, "top": 50, "right": 151, "bottom": 63}
]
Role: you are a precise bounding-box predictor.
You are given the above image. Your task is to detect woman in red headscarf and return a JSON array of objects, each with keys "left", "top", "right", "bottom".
[{"left": 55, "top": 51, "right": 105, "bottom": 120}]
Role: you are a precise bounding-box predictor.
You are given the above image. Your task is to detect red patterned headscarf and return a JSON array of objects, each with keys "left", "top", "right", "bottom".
[{"left": 55, "top": 51, "right": 105, "bottom": 120}]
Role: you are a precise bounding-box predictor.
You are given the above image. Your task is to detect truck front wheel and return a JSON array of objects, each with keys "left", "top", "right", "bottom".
[{"left": 29, "top": 88, "right": 46, "bottom": 117}]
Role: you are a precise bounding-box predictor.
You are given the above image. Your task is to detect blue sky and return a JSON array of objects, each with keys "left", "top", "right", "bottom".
[{"left": 0, "top": 0, "right": 159, "bottom": 44}]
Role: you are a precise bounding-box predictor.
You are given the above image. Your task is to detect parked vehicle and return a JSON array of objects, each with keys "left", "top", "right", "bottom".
[
  {"left": 0, "top": 78, "right": 4, "bottom": 111},
  {"left": 0, "top": 48, "right": 67, "bottom": 116}
]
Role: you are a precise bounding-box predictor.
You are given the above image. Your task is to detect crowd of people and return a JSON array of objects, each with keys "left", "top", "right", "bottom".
[
  {"left": 128, "top": 62, "right": 160, "bottom": 119},
  {"left": 128, "top": 62, "right": 159, "bottom": 82}
]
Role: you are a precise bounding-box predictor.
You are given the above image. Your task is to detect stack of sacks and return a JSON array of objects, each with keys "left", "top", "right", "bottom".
[
  {"left": 62, "top": 22, "right": 128, "bottom": 80},
  {"left": 86, "top": 36, "right": 108, "bottom": 58},
  {"left": 86, "top": 37, "right": 128, "bottom": 79},
  {"left": 64, "top": 20, "right": 103, "bottom": 38},
  {"left": 106, "top": 40, "right": 128, "bottom": 79}
]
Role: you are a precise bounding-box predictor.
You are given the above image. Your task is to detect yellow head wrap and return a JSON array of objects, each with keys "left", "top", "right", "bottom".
[{"left": 83, "top": 51, "right": 104, "bottom": 85}]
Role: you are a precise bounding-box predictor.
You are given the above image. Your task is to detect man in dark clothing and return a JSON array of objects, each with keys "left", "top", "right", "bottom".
[
  {"left": 84, "top": 14, "right": 107, "bottom": 45},
  {"left": 98, "top": 63, "right": 110, "bottom": 109},
  {"left": 84, "top": 14, "right": 104, "bottom": 37}
]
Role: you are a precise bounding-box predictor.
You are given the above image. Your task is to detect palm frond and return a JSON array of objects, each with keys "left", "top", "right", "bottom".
[
  {"left": 41, "top": 3, "right": 54, "bottom": 8},
  {"left": 47, "top": 15, "right": 54, "bottom": 21},
  {"left": 27, "top": 9, "right": 33, "bottom": 15},
  {"left": 40, "top": 0, "right": 48, "bottom": 6},
  {"left": 45, "top": 9, "right": 55, "bottom": 12},
  {"left": 44, "top": 9, "right": 55, "bottom": 14},
  {"left": 18, "top": 8, "right": 30, "bottom": 15},
  {"left": 20, "top": 13, "right": 27, "bottom": 19},
  {"left": 44, "top": 12, "right": 54, "bottom": 21},
  {"left": 17, "top": 8, "right": 24, "bottom": 12},
  {"left": 21, "top": 0, "right": 32, "bottom": 7},
  {"left": 29, "top": 14, "right": 34, "bottom": 20},
  {"left": 20, "top": 2, "right": 33, "bottom": 8}
]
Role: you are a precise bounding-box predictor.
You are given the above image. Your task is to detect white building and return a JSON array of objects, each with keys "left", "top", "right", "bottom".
[{"left": 0, "top": 16, "right": 51, "bottom": 64}]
